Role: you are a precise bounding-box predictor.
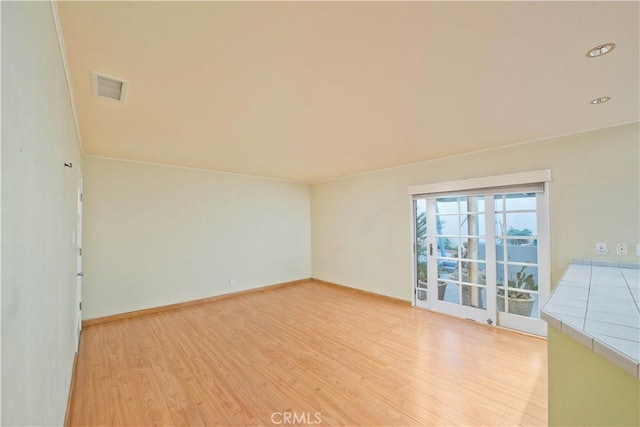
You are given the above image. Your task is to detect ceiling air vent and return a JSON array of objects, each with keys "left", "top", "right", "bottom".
[{"left": 92, "top": 72, "right": 128, "bottom": 102}]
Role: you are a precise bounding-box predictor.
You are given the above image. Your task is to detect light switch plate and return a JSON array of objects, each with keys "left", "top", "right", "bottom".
[{"left": 616, "top": 243, "right": 628, "bottom": 256}]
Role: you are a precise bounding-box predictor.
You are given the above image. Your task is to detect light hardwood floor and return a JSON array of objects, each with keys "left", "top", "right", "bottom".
[{"left": 67, "top": 280, "right": 547, "bottom": 426}]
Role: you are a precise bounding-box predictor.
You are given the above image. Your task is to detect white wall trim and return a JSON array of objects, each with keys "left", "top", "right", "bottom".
[
  {"left": 408, "top": 169, "right": 551, "bottom": 196},
  {"left": 50, "top": 0, "right": 84, "bottom": 155}
]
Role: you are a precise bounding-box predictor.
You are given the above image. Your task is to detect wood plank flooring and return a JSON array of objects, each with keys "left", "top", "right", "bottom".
[{"left": 67, "top": 280, "right": 547, "bottom": 426}]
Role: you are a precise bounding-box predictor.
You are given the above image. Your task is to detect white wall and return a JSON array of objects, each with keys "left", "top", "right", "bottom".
[
  {"left": 311, "top": 123, "right": 640, "bottom": 301},
  {"left": 82, "top": 157, "right": 311, "bottom": 319},
  {"left": 1, "top": 2, "right": 82, "bottom": 425}
]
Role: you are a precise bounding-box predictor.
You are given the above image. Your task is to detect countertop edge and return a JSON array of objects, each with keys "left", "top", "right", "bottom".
[{"left": 542, "top": 260, "right": 640, "bottom": 379}]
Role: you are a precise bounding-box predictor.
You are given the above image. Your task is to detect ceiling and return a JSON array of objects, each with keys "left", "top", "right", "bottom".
[{"left": 58, "top": 1, "right": 639, "bottom": 183}]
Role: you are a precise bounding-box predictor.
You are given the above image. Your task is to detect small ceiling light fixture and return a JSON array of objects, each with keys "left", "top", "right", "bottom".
[
  {"left": 586, "top": 43, "right": 615, "bottom": 58},
  {"left": 590, "top": 96, "right": 611, "bottom": 105}
]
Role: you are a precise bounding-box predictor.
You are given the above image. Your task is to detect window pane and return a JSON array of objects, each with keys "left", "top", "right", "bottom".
[
  {"left": 505, "top": 193, "right": 536, "bottom": 211},
  {"left": 416, "top": 200, "right": 427, "bottom": 237},
  {"left": 497, "top": 263, "right": 539, "bottom": 289},
  {"left": 415, "top": 200, "right": 428, "bottom": 285},
  {"left": 505, "top": 265, "right": 538, "bottom": 291},
  {"left": 446, "top": 268, "right": 460, "bottom": 282},
  {"left": 506, "top": 241, "right": 538, "bottom": 264},
  {"left": 459, "top": 238, "right": 486, "bottom": 261},
  {"left": 440, "top": 281, "right": 459, "bottom": 304},
  {"left": 437, "top": 259, "right": 457, "bottom": 274},
  {"left": 438, "top": 261, "right": 457, "bottom": 280},
  {"left": 438, "top": 237, "right": 460, "bottom": 258},
  {"left": 506, "top": 291, "right": 538, "bottom": 318},
  {"left": 462, "top": 285, "right": 486, "bottom": 309},
  {"left": 494, "top": 195, "right": 504, "bottom": 212},
  {"left": 435, "top": 197, "right": 458, "bottom": 214},
  {"left": 460, "top": 214, "right": 485, "bottom": 236},
  {"left": 460, "top": 196, "right": 485, "bottom": 213},
  {"left": 436, "top": 214, "right": 458, "bottom": 236},
  {"left": 507, "top": 236, "right": 536, "bottom": 246},
  {"left": 495, "top": 213, "right": 506, "bottom": 238},
  {"left": 496, "top": 262, "right": 506, "bottom": 285},
  {"left": 430, "top": 279, "right": 447, "bottom": 302},
  {"left": 417, "top": 260, "right": 428, "bottom": 284},
  {"left": 458, "top": 261, "right": 487, "bottom": 284},
  {"left": 505, "top": 212, "right": 537, "bottom": 235}
]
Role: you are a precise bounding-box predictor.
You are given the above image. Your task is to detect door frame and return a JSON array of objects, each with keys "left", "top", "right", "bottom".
[
  {"left": 409, "top": 170, "right": 551, "bottom": 336},
  {"left": 75, "top": 171, "right": 83, "bottom": 351}
]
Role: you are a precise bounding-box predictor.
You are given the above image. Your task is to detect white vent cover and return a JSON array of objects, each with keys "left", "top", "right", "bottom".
[{"left": 92, "top": 72, "right": 128, "bottom": 102}]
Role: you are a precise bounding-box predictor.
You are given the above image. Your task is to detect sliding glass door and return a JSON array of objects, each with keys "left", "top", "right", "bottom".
[
  {"left": 494, "top": 193, "right": 548, "bottom": 334},
  {"left": 429, "top": 195, "right": 496, "bottom": 323},
  {"left": 413, "top": 190, "right": 549, "bottom": 336}
]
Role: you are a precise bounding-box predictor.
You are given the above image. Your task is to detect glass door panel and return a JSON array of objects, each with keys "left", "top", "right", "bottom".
[
  {"left": 494, "top": 193, "right": 548, "bottom": 335},
  {"left": 431, "top": 195, "right": 493, "bottom": 323}
]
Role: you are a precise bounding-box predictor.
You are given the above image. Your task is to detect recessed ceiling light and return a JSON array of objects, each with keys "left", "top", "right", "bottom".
[
  {"left": 590, "top": 96, "right": 611, "bottom": 105},
  {"left": 586, "top": 43, "right": 615, "bottom": 58}
]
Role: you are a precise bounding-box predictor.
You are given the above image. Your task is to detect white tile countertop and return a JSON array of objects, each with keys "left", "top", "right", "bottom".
[{"left": 541, "top": 260, "right": 640, "bottom": 378}]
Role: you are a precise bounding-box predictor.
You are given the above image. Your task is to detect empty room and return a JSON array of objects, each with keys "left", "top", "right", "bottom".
[{"left": 2, "top": 1, "right": 640, "bottom": 426}]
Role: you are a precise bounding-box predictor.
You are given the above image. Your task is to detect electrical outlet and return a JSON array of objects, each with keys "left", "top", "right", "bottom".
[
  {"left": 595, "top": 243, "right": 608, "bottom": 256},
  {"left": 616, "top": 243, "right": 628, "bottom": 256},
  {"left": 228, "top": 278, "right": 235, "bottom": 287}
]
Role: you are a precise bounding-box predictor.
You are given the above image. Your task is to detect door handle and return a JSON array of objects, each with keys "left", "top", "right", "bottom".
[
  {"left": 429, "top": 243, "right": 433, "bottom": 256},
  {"left": 77, "top": 272, "right": 84, "bottom": 277}
]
